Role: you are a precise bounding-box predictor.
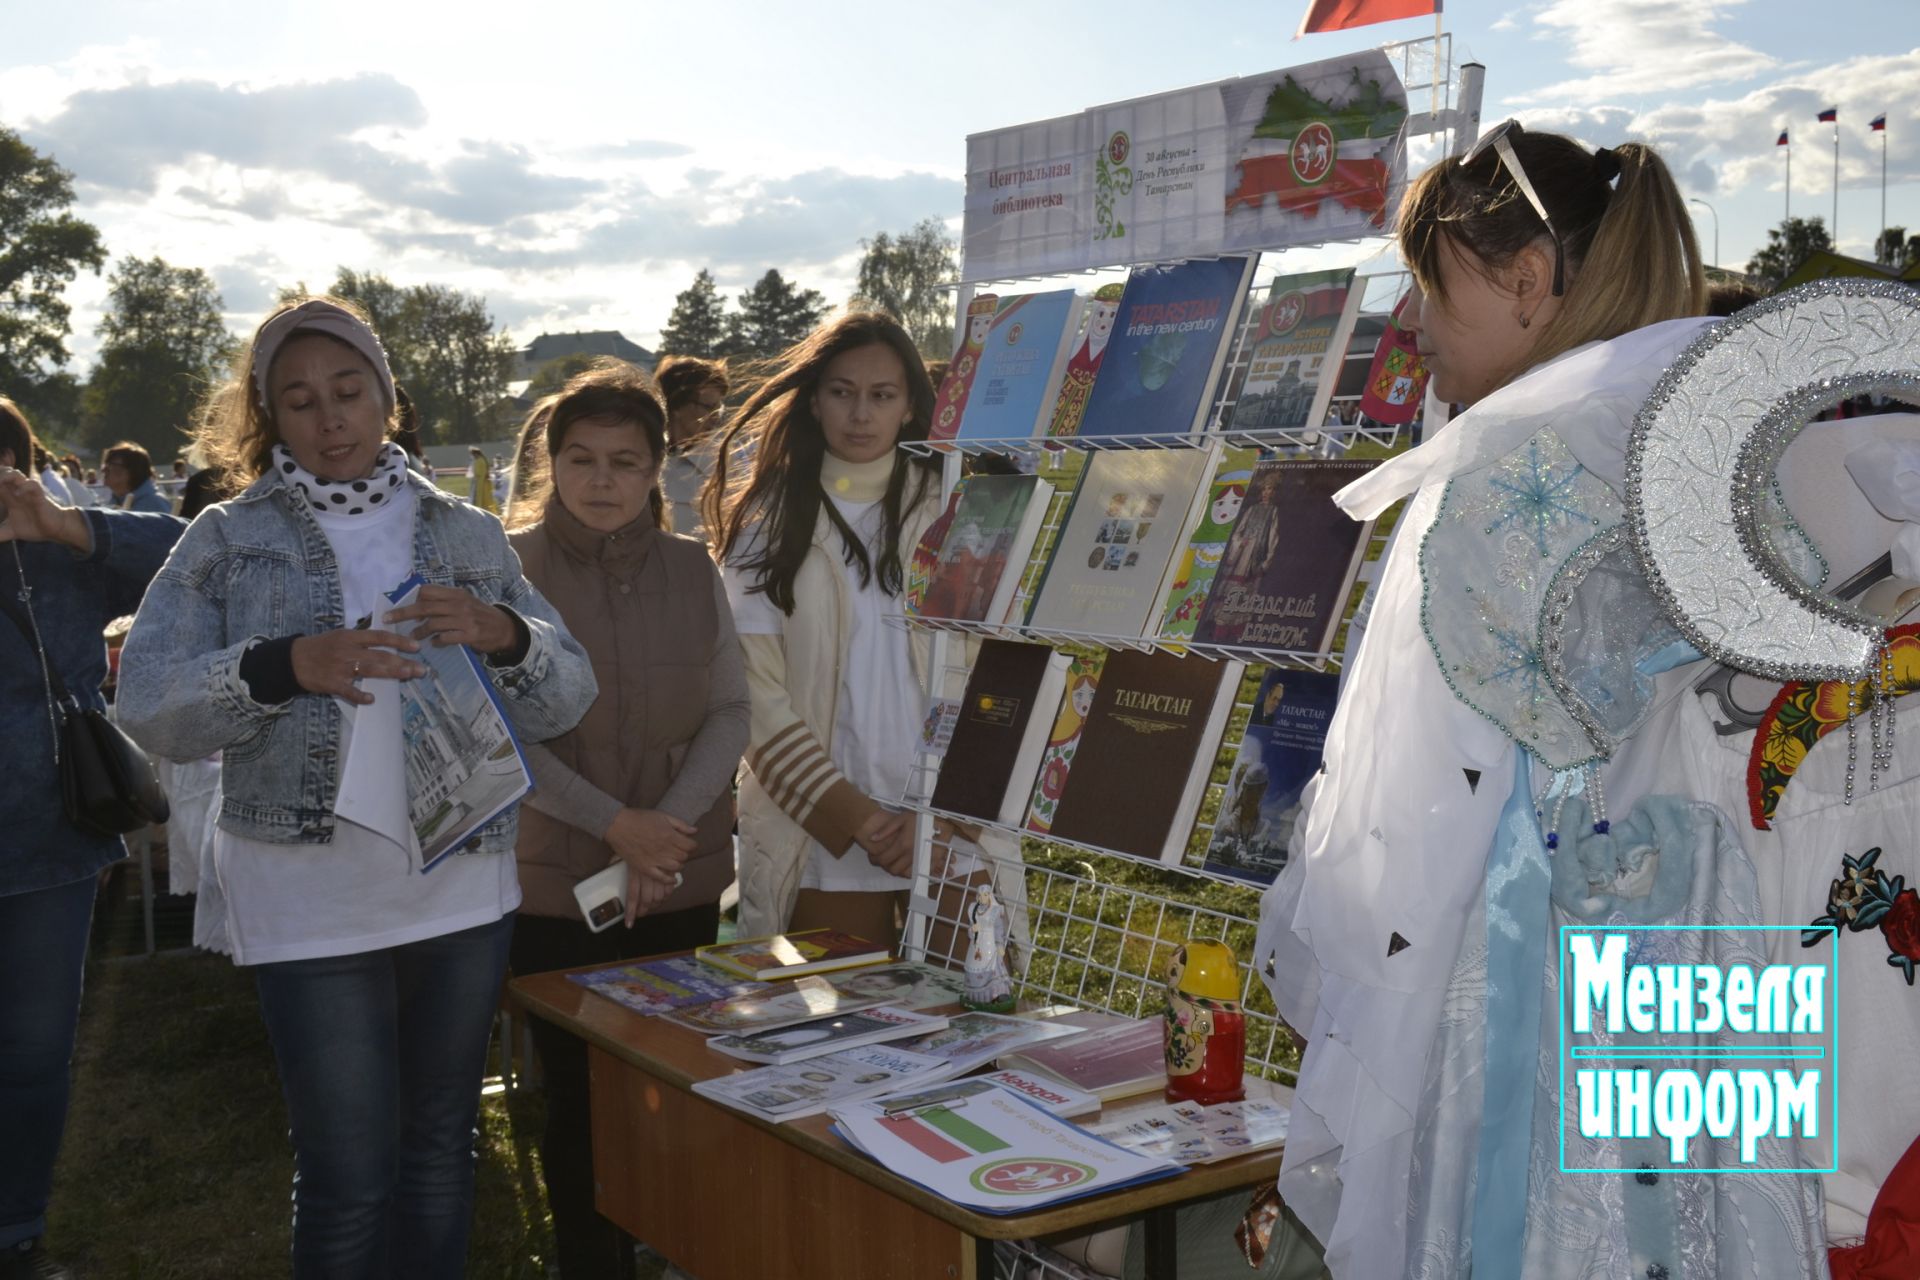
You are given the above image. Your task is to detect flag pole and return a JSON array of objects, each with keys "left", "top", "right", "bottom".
[
  {"left": 1786, "top": 140, "right": 1791, "bottom": 223},
  {"left": 1832, "top": 120, "right": 1840, "bottom": 242},
  {"left": 1882, "top": 124, "right": 1888, "bottom": 249}
]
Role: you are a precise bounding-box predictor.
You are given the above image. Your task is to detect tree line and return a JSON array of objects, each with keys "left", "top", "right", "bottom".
[{"left": 0, "top": 122, "right": 959, "bottom": 460}]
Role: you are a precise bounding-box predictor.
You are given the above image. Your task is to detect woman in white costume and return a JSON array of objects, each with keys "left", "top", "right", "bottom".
[{"left": 1254, "top": 123, "right": 1851, "bottom": 1278}]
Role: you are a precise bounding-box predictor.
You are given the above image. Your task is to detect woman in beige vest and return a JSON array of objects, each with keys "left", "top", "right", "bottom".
[{"left": 507, "top": 360, "right": 748, "bottom": 1279}]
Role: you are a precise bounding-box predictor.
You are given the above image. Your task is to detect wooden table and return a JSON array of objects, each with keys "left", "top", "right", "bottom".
[{"left": 511, "top": 969, "right": 1286, "bottom": 1280}]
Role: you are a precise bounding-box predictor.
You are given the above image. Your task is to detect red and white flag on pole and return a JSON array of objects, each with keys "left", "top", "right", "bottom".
[{"left": 1297, "top": 0, "right": 1439, "bottom": 37}]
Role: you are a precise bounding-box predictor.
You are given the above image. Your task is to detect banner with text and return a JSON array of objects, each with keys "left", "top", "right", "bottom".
[{"left": 961, "top": 50, "right": 1409, "bottom": 282}]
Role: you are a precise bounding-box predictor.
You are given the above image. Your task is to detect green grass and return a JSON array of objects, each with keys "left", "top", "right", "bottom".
[{"left": 46, "top": 948, "right": 565, "bottom": 1279}]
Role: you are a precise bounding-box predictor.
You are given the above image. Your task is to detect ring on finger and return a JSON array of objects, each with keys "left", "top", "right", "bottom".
[{"left": 351, "top": 660, "right": 363, "bottom": 680}]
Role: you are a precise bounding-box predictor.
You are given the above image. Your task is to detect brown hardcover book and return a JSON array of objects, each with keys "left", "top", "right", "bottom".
[
  {"left": 1191, "top": 458, "right": 1379, "bottom": 653},
  {"left": 930, "top": 641, "right": 1072, "bottom": 825},
  {"left": 1043, "top": 649, "right": 1244, "bottom": 863}
]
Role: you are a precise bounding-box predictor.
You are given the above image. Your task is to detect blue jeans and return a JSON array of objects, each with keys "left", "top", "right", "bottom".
[
  {"left": 0, "top": 874, "right": 97, "bottom": 1250},
  {"left": 252, "top": 915, "right": 513, "bottom": 1280}
]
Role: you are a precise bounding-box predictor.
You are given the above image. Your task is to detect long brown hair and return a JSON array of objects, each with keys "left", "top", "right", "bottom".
[
  {"left": 1398, "top": 127, "right": 1707, "bottom": 372},
  {"left": 192, "top": 293, "right": 396, "bottom": 492},
  {"left": 509, "top": 359, "right": 668, "bottom": 532},
  {"left": 0, "top": 396, "right": 43, "bottom": 472},
  {"left": 703, "top": 312, "right": 938, "bottom": 615}
]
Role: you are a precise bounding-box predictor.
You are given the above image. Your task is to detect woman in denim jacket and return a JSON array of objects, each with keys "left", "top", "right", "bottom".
[
  {"left": 118, "top": 297, "right": 595, "bottom": 1279},
  {"left": 0, "top": 401, "right": 183, "bottom": 1280}
]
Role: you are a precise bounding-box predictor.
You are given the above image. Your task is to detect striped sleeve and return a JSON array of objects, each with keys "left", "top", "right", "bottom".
[{"left": 739, "top": 633, "right": 877, "bottom": 856}]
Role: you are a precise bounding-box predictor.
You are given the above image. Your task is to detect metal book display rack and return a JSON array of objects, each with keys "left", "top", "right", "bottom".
[{"left": 892, "top": 32, "right": 1474, "bottom": 1099}]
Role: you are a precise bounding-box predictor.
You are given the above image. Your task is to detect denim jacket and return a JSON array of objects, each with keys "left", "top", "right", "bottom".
[
  {"left": 1, "top": 508, "right": 185, "bottom": 896},
  {"left": 117, "top": 466, "right": 597, "bottom": 852}
]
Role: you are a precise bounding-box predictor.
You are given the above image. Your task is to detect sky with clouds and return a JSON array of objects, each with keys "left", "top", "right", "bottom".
[{"left": 5, "top": 0, "right": 1916, "bottom": 370}]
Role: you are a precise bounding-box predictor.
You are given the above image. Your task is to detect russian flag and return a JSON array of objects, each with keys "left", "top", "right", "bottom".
[
  {"left": 1871, "top": 114, "right": 1888, "bottom": 132},
  {"left": 1817, "top": 107, "right": 1838, "bottom": 123},
  {"left": 1777, "top": 130, "right": 1790, "bottom": 146}
]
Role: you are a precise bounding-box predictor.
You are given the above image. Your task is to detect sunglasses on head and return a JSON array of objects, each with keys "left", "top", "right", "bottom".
[{"left": 1461, "top": 119, "right": 1566, "bottom": 297}]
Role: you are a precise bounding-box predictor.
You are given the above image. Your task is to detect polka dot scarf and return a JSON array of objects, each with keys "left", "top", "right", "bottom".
[{"left": 272, "top": 441, "right": 408, "bottom": 518}]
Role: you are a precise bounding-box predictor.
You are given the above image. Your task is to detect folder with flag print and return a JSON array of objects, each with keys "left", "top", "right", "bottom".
[{"left": 830, "top": 1088, "right": 1183, "bottom": 1214}]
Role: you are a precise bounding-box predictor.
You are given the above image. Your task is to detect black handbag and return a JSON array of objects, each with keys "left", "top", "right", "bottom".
[{"left": 1, "top": 567, "right": 171, "bottom": 838}]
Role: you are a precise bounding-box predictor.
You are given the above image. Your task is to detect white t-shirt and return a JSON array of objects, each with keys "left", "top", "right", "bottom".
[
  {"left": 214, "top": 484, "right": 521, "bottom": 965},
  {"left": 728, "top": 495, "right": 923, "bottom": 893}
]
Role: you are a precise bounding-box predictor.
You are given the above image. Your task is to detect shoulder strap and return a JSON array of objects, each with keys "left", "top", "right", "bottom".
[{"left": 0, "top": 564, "right": 74, "bottom": 701}]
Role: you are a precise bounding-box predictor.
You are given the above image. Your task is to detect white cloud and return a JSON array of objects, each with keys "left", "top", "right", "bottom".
[
  {"left": 1509, "top": 48, "right": 1920, "bottom": 200},
  {"left": 1511, "top": 0, "right": 1779, "bottom": 102}
]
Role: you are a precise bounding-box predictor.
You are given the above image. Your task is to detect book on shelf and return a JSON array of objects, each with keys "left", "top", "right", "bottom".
[
  {"left": 942, "top": 289, "right": 1085, "bottom": 442},
  {"left": 1022, "top": 447, "right": 1216, "bottom": 638},
  {"left": 1067, "top": 255, "right": 1257, "bottom": 441},
  {"left": 996, "top": 1016, "right": 1169, "bottom": 1102},
  {"left": 929, "top": 294, "right": 999, "bottom": 440},
  {"left": 822, "top": 961, "right": 971, "bottom": 1012},
  {"left": 892, "top": 1010, "right": 1087, "bottom": 1077},
  {"left": 565, "top": 954, "right": 759, "bottom": 1018},
  {"left": 1215, "top": 268, "right": 1362, "bottom": 435},
  {"left": 706, "top": 1006, "right": 950, "bottom": 1066},
  {"left": 1190, "top": 458, "right": 1379, "bottom": 654},
  {"left": 1022, "top": 651, "right": 1107, "bottom": 837},
  {"left": 662, "top": 976, "right": 886, "bottom": 1036},
  {"left": 913, "top": 475, "right": 1055, "bottom": 624},
  {"left": 1358, "top": 289, "right": 1431, "bottom": 427},
  {"left": 929, "top": 641, "right": 1072, "bottom": 826},
  {"left": 905, "top": 480, "right": 967, "bottom": 616},
  {"left": 695, "top": 928, "right": 890, "bottom": 981},
  {"left": 847, "top": 1067, "right": 1101, "bottom": 1121},
  {"left": 1040, "top": 648, "right": 1245, "bottom": 865},
  {"left": 830, "top": 1088, "right": 1183, "bottom": 1214},
  {"left": 691, "top": 1042, "right": 954, "bottom": 1123},
  {"left": 1205, "top": 667, "right": 1339, "bottom": 885},
  {"left": 1158, "top": 446, "right": 1261, "bottom": 642},
  {"left": 1045, "top": 282, "right": 1125, "bottom": 439}
]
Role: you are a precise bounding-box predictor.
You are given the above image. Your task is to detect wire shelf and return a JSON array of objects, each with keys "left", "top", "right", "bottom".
[
  {"left": 912, "top": 829, "right": 1297, "bottom": 1088},
  {"left": 896, "top": 613, "right": 1342, "bottom": 670},
  {"left": 902, "top": 422, "right": 1402, "bottom": 459}
]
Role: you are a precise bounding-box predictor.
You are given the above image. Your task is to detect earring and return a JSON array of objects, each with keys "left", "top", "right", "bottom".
[{"left": 1519, "top": 314, "right": 1531, "bottom": 329}]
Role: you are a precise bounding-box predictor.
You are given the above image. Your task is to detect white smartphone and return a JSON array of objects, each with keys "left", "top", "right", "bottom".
[{"left": 571, "top": 863, "right": 684, "bottom": 933}]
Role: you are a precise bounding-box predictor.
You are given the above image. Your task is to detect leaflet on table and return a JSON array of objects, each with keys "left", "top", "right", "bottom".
[
  {"left": 663, "top": 976, "right": 886, "bottom": 1036},
  {"left": 893, "top": 1010, "right": 1088, "bottom": 1077},
  {"left": 566, "top": 955, "right": 760, "bottom": 1017},
  {"left": 707, "top": 1006, "right": 950, "bottom": 1066},
  {"left": 690, "top": 1043, "right": 954, "bottom": 1123},
  {"left": 829, "top": 1089, "right": 1183, "bottom": 1215},
  {"left": 375, "top": 575, "right": 533, "bottom": 871},
  {"left": 822, "top": 961, "right": 971, "bottom": 1012},
  {"left": 1084, "top": 1096, "right": 1290, "bottom": 1165},
  {"left": 851, "top": 1068, "right": 1102, "bottom": 1121}
]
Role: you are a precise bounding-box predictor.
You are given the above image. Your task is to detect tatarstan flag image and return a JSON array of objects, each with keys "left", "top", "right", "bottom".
[
  {"left": 1226, "top": 68, "right": 1407, "bottom": 227},
  {"left": 879, "top": 1106, "right": 1012, "bottom": 1163}
]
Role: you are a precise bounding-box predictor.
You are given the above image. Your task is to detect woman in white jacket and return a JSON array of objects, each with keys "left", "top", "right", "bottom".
[{"left": 1250, "top": 124, "right": 1842, "bottom": 1278}]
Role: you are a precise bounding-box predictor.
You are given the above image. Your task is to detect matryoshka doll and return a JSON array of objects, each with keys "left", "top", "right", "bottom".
[{"left": 1162, "top": 940, "right": 1245, "bottom": 1104}]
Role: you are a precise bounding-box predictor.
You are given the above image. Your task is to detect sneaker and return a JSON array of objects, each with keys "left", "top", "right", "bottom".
[{"left": 0, "top": 1239, "right": 72, "bottom": 1280}]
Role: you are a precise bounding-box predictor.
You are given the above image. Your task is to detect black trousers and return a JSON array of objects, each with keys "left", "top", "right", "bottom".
[{"left": 509, "top": 902, "right": 721, "bottom": 1280}]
